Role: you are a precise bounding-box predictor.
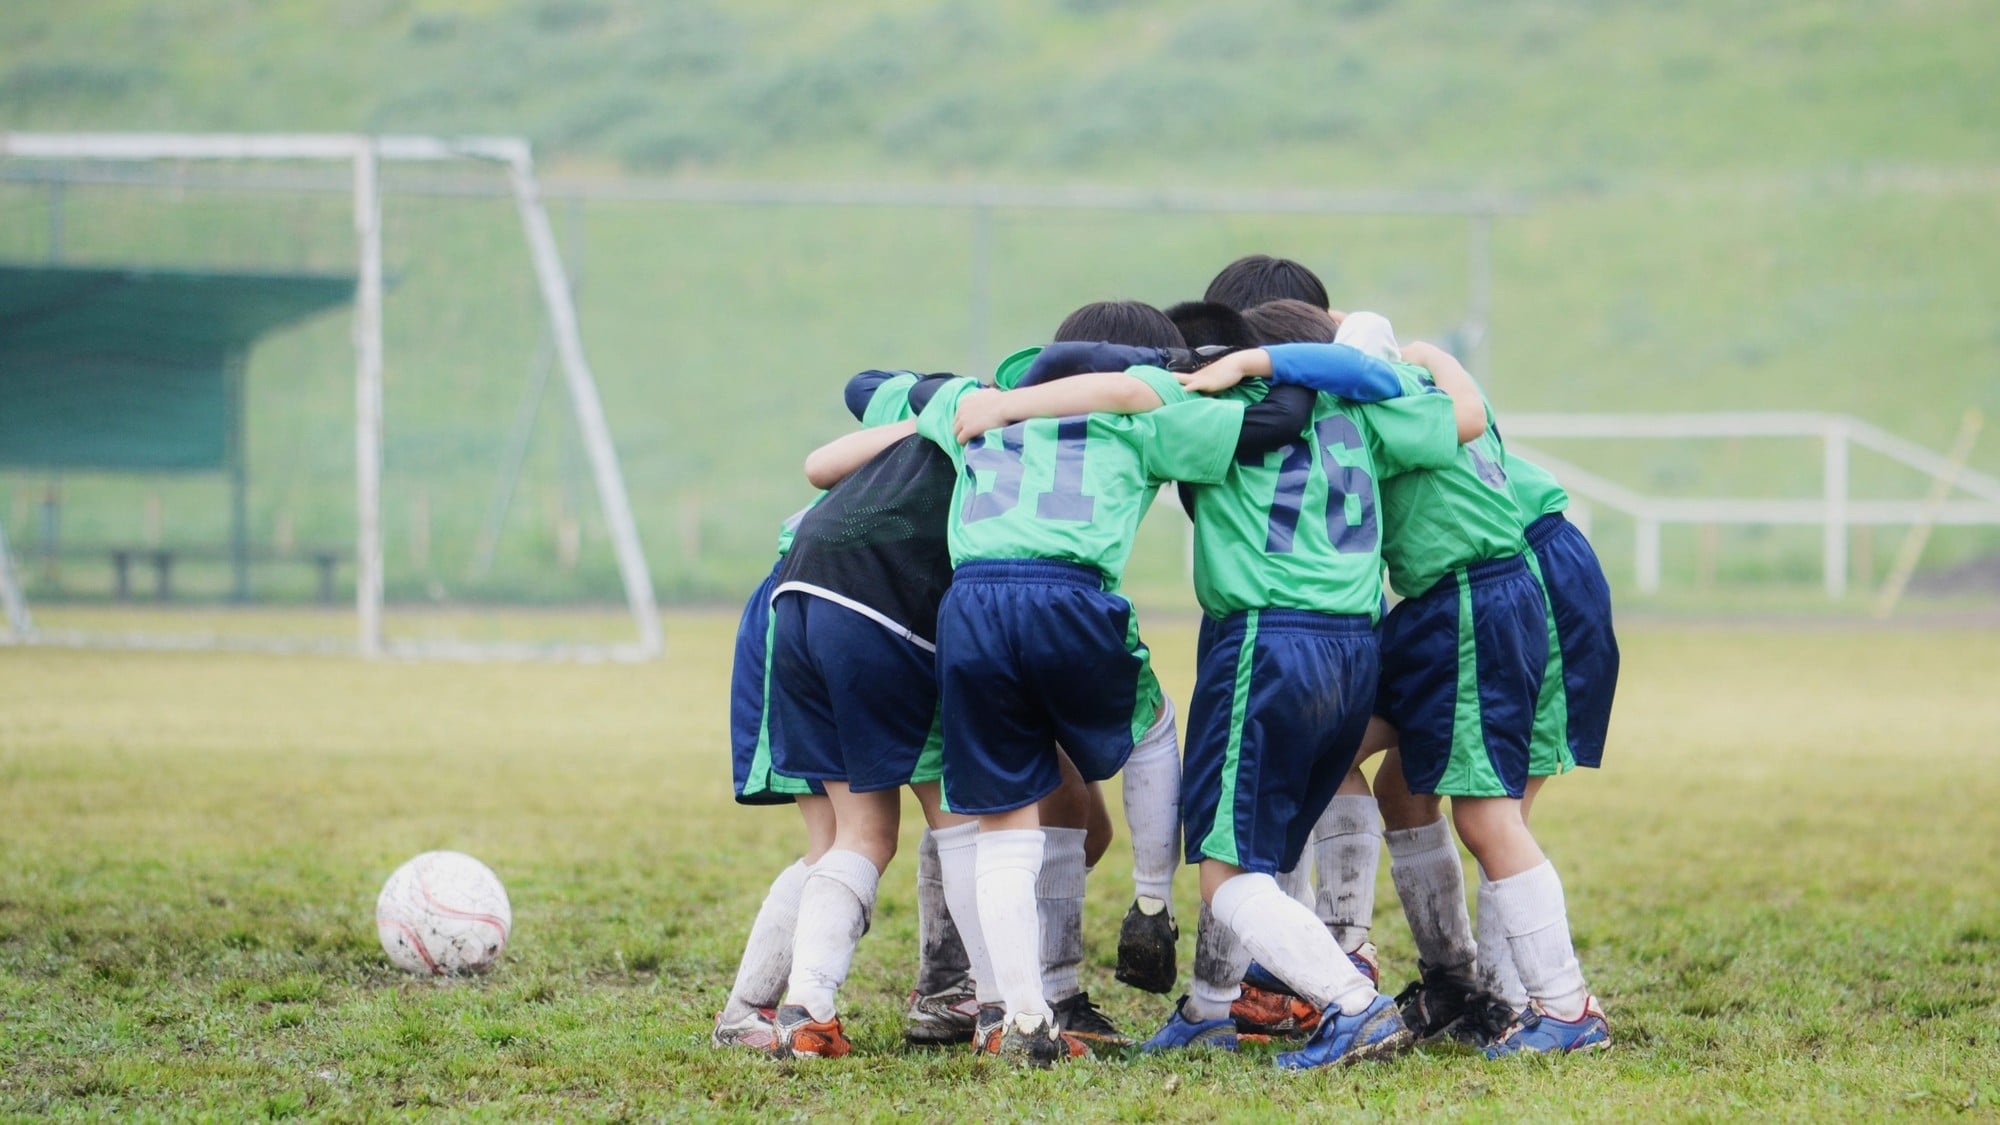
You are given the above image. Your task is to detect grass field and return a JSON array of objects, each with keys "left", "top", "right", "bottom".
[{"left": 3, "top": 611, "right": 1997, "bottom": 1118}]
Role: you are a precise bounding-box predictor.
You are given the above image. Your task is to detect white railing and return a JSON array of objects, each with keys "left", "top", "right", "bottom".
[{"left": 1507, "top": 413, "right": 2000, "bottom": 597}]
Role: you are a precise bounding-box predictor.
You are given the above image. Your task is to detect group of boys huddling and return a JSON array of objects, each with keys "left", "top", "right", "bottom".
[{"left": 712, "top": 254, "right": 1619, "bottom": 1070}]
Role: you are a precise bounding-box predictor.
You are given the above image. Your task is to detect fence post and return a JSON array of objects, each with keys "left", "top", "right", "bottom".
[
  {"left": 1823, "top": 417, "right": 1849, "bottom": 599},
  {"left": 1636, "top": 516, "right": 1661, "bottom": 595}
]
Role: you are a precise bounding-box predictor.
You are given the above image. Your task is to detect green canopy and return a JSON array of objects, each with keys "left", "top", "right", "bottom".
[{"left": 0, "top": 265, "right": 353, "bottom": 471}]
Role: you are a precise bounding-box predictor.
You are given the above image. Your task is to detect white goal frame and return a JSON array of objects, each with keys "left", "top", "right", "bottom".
[{"left": 0, "top": 133, "right": 662, "bottom": 661}]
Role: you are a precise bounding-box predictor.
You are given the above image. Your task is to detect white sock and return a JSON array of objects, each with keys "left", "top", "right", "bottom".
[
  {"left": 935, "top": 822, "right": 1000, "bottom": 1005},
  {"left": 1038, "top": 826, "right": 1088, "bottom": 1004},
  {"left": 1312, "top": 795, "right": 1383, "bottom": 953},
  {"left": 1122, "top": 695, "right": 1182, "bottom": 906},
  {"left": 784, "top": 849, "right": 879, "bottom": 1023},
  {"left": 1184, "top": 902, "right": 1247, "bottom": 1023},
  {"left": 913, "top": 829, "right": 971, "bottom": 995},
  {"left": 1476, "top": 869, "right": 1529, "bottom": 1011},
  {"left": 1276, "top": 861, "right": 1315, "bottom": 912},
  {"left": 1386, "top": 817, "right": 1476, "bottom": 979},
  {"left": 975, "top": 828, "right": 1051, "bottom": 1021},
  {"left": 723, "top": 859, "right": 810, "bottom": 1020},
  {"left": 1211, "top": 872, "right": 1375, "bottom": 1017},
  {"left": 1488, "top": 861, "right": 1591, "bottom": 1021}
]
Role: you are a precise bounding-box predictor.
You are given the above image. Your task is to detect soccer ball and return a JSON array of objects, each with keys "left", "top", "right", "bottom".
[{"left": 375, "top": 851, "right": 512, "bottom": 976}]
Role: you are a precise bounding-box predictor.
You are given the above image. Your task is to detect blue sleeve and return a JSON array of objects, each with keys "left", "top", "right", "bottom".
[
  {"left": 844, "top": 370, "right": 907, "bottom": 421},
  {"left": 1265, "top": 344, "right": 1403, "bottom": 403},
  {"left": 1020, "top": 343, "right": 1166, "bottom": 389}
]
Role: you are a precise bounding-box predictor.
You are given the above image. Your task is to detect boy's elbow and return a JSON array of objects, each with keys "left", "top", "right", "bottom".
[
  {"left": 1456, "top": 408, "right": 1488, "bottom": 444},
  {"left": 804, "top": 454, "right": 840, "bottom": 490}
]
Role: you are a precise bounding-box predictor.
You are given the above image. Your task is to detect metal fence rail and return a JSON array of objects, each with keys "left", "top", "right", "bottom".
[{"left": 1508, "top": 412, "right": 2000, "bottom": 596}]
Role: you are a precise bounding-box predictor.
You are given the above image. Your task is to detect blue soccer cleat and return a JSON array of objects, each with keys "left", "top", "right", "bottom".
[
  {"left": 1139, "top": 999, "right": 1239, "bottom": 1053},
  {"left": 1483, "top": 997, "right": 1610, "bottom": 1058},
  {"left": 1273, "top": 993, "right": 1412, "bottom": 1070}
]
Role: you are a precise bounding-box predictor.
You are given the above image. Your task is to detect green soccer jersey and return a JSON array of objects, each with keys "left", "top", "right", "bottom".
[
  {"left": 775, "top": 372, "right": 926, "bottom": 555},
  {"left": 918, "top": 368, "right": 1245, "bottom": 588},
  {"left": 1189, "top": 372, "right": 1461, "bottom": 618},
  {"left": 1377, "top": 365, "right": 1528, "bottom": 599},
  {"left": 1506, "top": 452, "right": 1570, "bottom": 522}
]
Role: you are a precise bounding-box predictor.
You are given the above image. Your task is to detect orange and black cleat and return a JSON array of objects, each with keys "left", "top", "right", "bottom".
[{"left": 769, "top": 1004, "right": 853, "bottom": 1060}]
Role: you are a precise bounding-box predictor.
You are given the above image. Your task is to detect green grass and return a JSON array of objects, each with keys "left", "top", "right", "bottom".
[{"left": 3, "top": 612, "right": 1997, "bottom": 1117}]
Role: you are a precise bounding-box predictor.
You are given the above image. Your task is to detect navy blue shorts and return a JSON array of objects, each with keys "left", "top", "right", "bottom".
[
  {"left": 766, "top": 593, "right": 944, "bottom": 793},
  {"left": 727, "top": 565, "right": 821, "bottom": 805},
  {"left": 935, "top": 559, "right": 1159, "bottom": 815},
  {"left": 1183, "top": 609, "right": 1379, "bottom": 875},
  {"left": 1376, "top": 555, "right": 1548, "bottom": 799},
  {"left": 1525, "top": 514, "right": 1619, "bottom": 769}
]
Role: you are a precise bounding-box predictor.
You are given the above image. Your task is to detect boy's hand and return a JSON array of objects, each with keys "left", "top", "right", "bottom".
[
  {"left": 1178, "top": 350, "right": 1259, "bottom": 394},
  {"left": 952, "top": 388, "right": 1010, "bottom": 444}
]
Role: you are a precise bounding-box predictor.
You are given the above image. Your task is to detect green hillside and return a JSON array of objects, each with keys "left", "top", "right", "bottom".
[{"left": 3, "top": 1, "right": 1998, "bottom": 606}]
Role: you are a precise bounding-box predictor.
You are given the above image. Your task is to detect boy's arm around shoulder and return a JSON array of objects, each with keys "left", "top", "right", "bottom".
[
  {"left": 1398, "top": 341, "right": 1488, "bottom": 444},
  {"left": 804, "top": 420, "right": 918, "bottom": 489},
  {"left": 950, "top": 371, "right": 1170, "bottom": 444}
]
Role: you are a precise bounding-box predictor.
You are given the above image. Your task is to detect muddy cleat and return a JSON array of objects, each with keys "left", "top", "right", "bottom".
[
  {"left": 1436, "top": 991, "right": 1519, "bottom": 1050},
  {"left": 1393, "top": 962, "right": 1478, "bottom": 1042},
  {"left": 770, "top": 1004, "right": 852, "bottom": 1060},
  {"left": 1231, "top": 979, "right": 1322, "bottom": 1039},
  {"left": 1483, "top": 997, "right": 1610, "bottom": 1058},
  {"left": 994, "top": 1012, "right": 1088, "bottom": 1068},
  {"left": 1346, "top": 941, "right": 1381, "bottom": 988},
  {"left": 712, "top": 1006, "right": 779, "bottom": 1050},
  {"left": 904, "top": 984, "right": 980, "bottom": 1046},
  {"left": 1052, "top": 991, "right": 1131, "bottom": 1051},
  {"left": 1115, "top": 896, "right": 1179, "bottom": 994},
  {"left": 1274, "top": 993, "right": 1413, "bottom": 1070},
  {"left": 1139, "top": 998, "right": 1239, "bottom": 1053},
  {"left": 971, "top": 1002, "right": 1007, "bottom": 1055}
]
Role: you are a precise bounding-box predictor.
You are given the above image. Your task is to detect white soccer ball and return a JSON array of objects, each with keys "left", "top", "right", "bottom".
[{"left": 375, "top": 851, "right": 512, "bottom": 977}]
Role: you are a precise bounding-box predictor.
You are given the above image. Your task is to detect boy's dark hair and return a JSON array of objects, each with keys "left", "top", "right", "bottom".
[
  {"left": 1165, "top": 301, "right": 1257, "bottom": 351},
  {"left": 1204, "top": 254, "right": 1330, "bottom": 311},
  {"left": 1244, "top": 298, "right": 1338, "bottom": 346},
  {"left": 1052, "top": 300, "right": 1185, "bottom": 350}
]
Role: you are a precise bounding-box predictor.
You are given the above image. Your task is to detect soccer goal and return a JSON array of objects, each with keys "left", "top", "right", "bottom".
[{"left": 0, "top": 133, "right": 661, "bottom": 660}]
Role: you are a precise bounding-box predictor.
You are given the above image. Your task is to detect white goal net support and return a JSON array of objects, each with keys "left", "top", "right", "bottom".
[{"left": 0, "top": 133, "right": 661, "bottom": 661}]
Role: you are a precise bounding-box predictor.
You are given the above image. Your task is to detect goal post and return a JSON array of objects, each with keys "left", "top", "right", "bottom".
[{"left": 0, "top": 132, "right": 662, "bottom": 661}]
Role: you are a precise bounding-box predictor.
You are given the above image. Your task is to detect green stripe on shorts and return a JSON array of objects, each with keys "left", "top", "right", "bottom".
[
  {"left": 1438, "top": 573, "right": 1509, "bottom": 798},
  {"left": 1122, "top": 594, "right": 1164, "bottom": 745},
  {"left": 1523, "top": 549, "right": 1576, "bottom": 779},
  {"left": 747, "top": 606, "right": 814, "bottom": 798},
  {"left": 912, "top": 708, "right": 945, "bottom": 787},
  {"left": 1199, "top": 611, "right": 1258, "bottom": 867}
]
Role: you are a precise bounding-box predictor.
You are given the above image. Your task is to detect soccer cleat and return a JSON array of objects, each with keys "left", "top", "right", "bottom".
[
  {"left": 1347, "top": 941, "right": 1381, "bottom": 988},
  {"left": 769, "top": 1004, "right": 852, "bottom": 1060},
  {"left": 1273, "top": 993, "right": 1413, "bottom": 1070},
  {"left": 1139, "top": 998, "right": 1239, "bottom": 1053},
  {"left": 1392, "top": 961, "right": 1478, "bottom": 1042},
  {"left": 711, "top": 1006, "right": 778, "bottom": 1050},
  {"left": 1231, "top": 982, "right": 1322, "bottom": 1038},
  {"left": 1115, "top": 896, "right": 1179, "bottom": 994},
  {"left": 904, "top": 984, "right": 980, "bottom": 1046},
  {"left": 1483, "top": 997, "right": 1610, "bottom": 1058},
  {"left": 994, "top": 1011, "right": 1089, "bottom": 1068},
  {"left": 1436, "top": 991, "right": 1520, "bottom": 1050},
  {"left": 1051, "top": 991, "right": 1131, "bottom": 1051},
  {"left": 971, "top": 1002, "right": 1007, "bottom": 1055}
]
